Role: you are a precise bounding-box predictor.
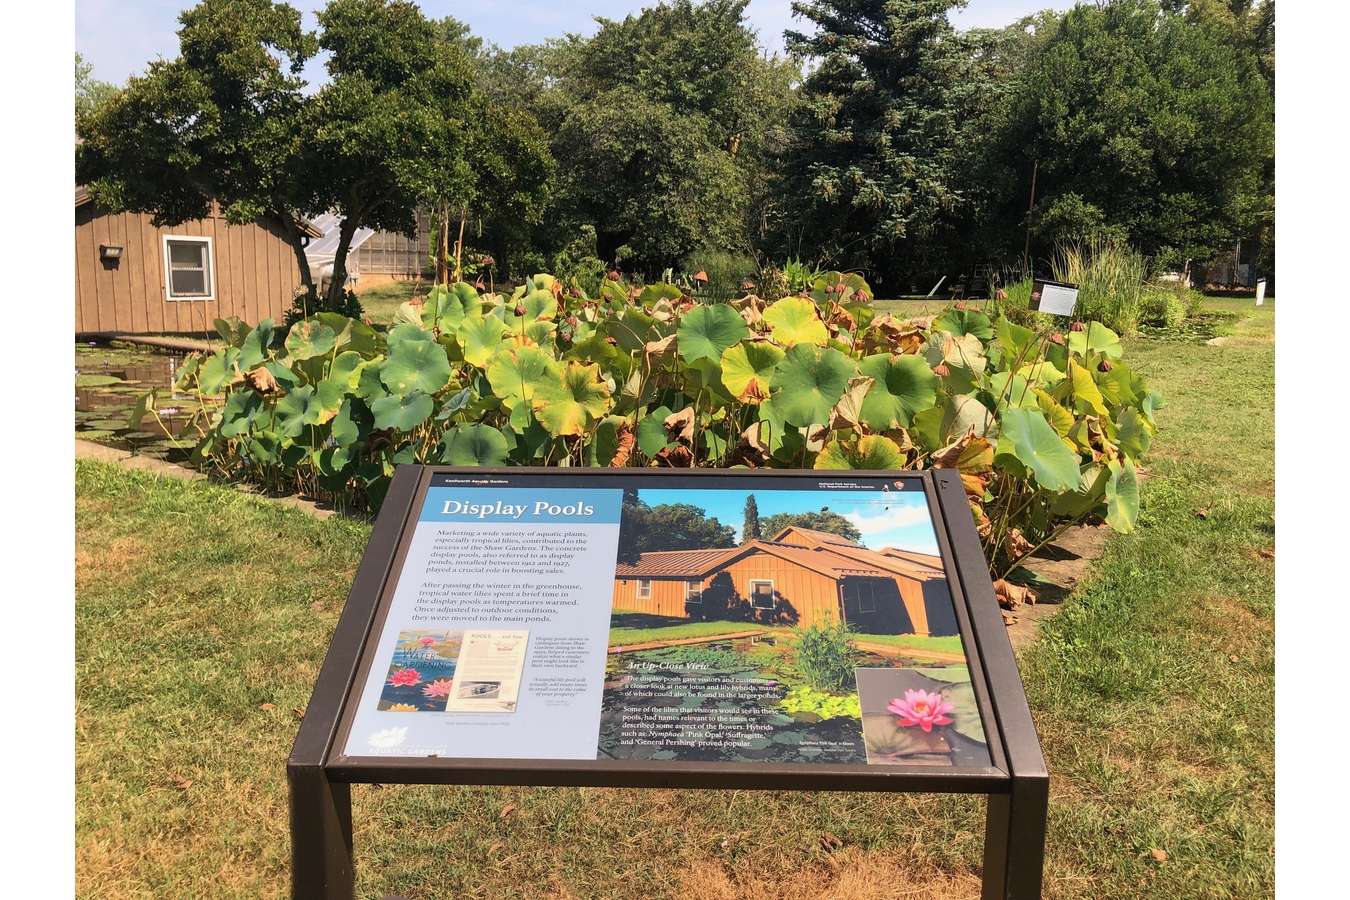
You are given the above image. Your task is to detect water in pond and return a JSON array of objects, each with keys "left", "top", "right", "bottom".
[{"left": 74, "top": 343, "right": 211, "bottom": 460}]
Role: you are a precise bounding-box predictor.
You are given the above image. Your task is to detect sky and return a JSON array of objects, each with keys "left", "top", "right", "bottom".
[
  {"left": 635, "top": 487, "right": 942, "bottom": 555},
  {"left": 76, "top": 1, "right": 1077, "bottom": 87}
]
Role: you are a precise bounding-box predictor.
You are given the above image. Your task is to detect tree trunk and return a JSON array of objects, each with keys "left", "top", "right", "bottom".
[
  {"left": 328, "top": 217, "right": 360, "bottom": 307},
  {"left": 274, "top": 215, "right": 314, "bottom": 293},
  {"left": 435, "top": 201, "right": 451, "bottom": 285}
]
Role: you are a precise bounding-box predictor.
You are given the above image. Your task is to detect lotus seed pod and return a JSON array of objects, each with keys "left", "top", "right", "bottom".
[
  {"left": 933, "top": 363, "right": 951, "bottom": 377},
  {"left": 1098, "top": 359, "right": 1113, "bottom": 373},
  {"left": 607, "top": 270, "right": 621, "bottom": 281},
  {"left": 1070, "top": 321, "right": 1085, "bottom": 332}
]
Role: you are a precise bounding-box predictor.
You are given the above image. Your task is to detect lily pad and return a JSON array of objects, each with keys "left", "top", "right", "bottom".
[
  {"left": 440, "top": 424, "right": 510, "bottom": 466},
  {"left": 486, "top": 346, "right": 559, "bottom": 412},
  {"left": 677, "top": 304, "right": 749, "bottom": 364},
  {"left": 531, "top": 362, "right": 613, "bottom": 437},
  {"left": 997, "top": 408, "right": 1080, "bottom": 492},
  {"left": 768, "top": 344, "right": 856, "bottom": 427},
  {"left": 381, "top": 337, "right": 451, "bottom": 396},
  {"left": 763, "top": 297, "right": 828, "bottom": 347},
  {"left": 371, "top": 391, "right": 434, "bottom": 431},
  {"left": 720, "top": 342, "right": 784, "bottom": 404},
  {"left": 857, "top": 353, "right": 937, "bottom": 429}
]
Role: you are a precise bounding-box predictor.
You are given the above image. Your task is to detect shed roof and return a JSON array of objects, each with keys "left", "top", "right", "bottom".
[{"left": 74, "top": 186, "right": 323, "bottom": 238}]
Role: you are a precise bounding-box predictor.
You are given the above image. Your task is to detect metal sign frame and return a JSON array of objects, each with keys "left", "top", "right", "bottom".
[{"left": 288, "top": 466, "right": 1048, "bottom": 899}]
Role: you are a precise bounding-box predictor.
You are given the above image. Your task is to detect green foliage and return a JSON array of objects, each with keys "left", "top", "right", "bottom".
[
  {"left": 1141, "top": 290, "right": 1188, "bottom": 330},
  {"left": 284, "top": 287, "right": 363, "bottom": 326},
  {"left": 742, "top": 494, "right": 761, "bottom": 543},
  {"left": 149, "top": 268, "right": 1158, "bottom": 568},
  {"left": 1011, "top": 0, "right": 1274, "bottom": 264},
  {"left": 758, "top": 510, "right": 862, "bottom": 544},
  {"left": 793, "top": 623, "right": 857, "bottom": 694},
  {"left": 75, "top": 53, "right": 119, "bottom": 123},
  {"left": 779, "top": 685, "right": 861, "bottom": 720}
]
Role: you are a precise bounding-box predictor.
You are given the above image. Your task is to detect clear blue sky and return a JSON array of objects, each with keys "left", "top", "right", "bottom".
[
  {"left": 77, "top": 1, "right": 1077, "bottom": 86},
  {"left": 636, "top": 487, "right": 942, "bottom": 555}
]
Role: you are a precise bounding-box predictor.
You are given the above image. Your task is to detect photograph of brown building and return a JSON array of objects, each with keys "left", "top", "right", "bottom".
[{"left": 614, "top": 526, "right": 958, "bottom": 637}]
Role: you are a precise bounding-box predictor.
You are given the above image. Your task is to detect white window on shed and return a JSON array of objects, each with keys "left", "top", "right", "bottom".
[
  {"left": 685, "top": 580, "right": 702, "bottom": 604},
  {"left": 163, "top": 235, "right": 215, "bottom": 300},
  {"left": 750, "top": 579, "right": 775, "bottom": 609},
  {"left": 636, "top": 579, "right": 653, "bottom": 599}
]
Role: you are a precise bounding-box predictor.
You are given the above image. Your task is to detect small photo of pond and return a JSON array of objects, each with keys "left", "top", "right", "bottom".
[{"left": 377, "top": 630, "right": 462, "bottom": 712}]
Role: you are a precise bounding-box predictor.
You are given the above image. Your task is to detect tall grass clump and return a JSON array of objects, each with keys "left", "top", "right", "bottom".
[{"left": 1051, "top": 239, "right": 1149, "bottom": 335}]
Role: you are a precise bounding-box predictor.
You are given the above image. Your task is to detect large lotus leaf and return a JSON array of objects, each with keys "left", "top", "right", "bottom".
[
  {"left": 506, "top": 319, "right": 556, "bottom": 347},
  {"left": 1115, "top": 406, "right": 1151, "bottom": 459},
  {"left": 769, "top": 344, "right": 856, "bottom": 427},
  {"left": 857, "top": 353, "right": 938, "bottom": 429},
  {"left": 531, "top": 362, "right": 613, "bottom": 437},
  {"left": 486, "top": 346, "right": 559, "bottom": 411},
  {"left": 1036, "top": 389, "right": 1076, "bottom": 436},
  {"left": 309, "top": 379, "right": 346, "bottom": 425},
  {"left": 215, "top": 316, "right": 250, "bottom": 348},
  {"left": 331, "top": 397, "right": 372, "bottom": 447},
  {"left": 997, "top": 408, "right": 1080, "bottom": 492},
  {"left": 1105, "top": 457, "right": 1139, "bottom": 532},
  {"left": 125, "top": 389, "right": 160, "bottom": 430},
  {"left": 1064, "top": 360, "right": 1109, "bottom": 416},
  {"left": 763, "top": 297, "right": 828, "bottom": 347},
  {"left": 988, "top": 370, "right": 1039, "bottom": 410},
  {"left": 371, "top": 391, "right": 433, "bottom": 431},
  {"left": 568, "top": 327, "right": 624, "bottom": 370},
  {"left": 422, "top": 282, "right": 481, "bottom": 331},
  {"left": 637, "top": 405, "right": 674, "bottom": 457},
  {"left": 677, "top": 304, "right": 748, "bottom": 363},
  {"left": 926, "top": 332, "right": 987, "bottom": 372},
  {"left": 218, "top": 390, "right": 262, "bottom": 438},
  {"left": 720, "top": 342, "right": 785, "bottom": 404},
  {"left": 197, "top": 348, "right": 240, "bottom": 395},
  {"left": 313, "top": 313, "right": 358, "bottom": 352},
  {"left": 380, "top": 337, "right": 451, "bottom": 395},
  {"left": 933, "top": 308, "right": 993, "bottom": 341},
  {"left": 264, "top": 359, "right": 300, "bottom": 392},
  {"left": 355, "top": 359, "right": 390, "bottom": 402},
  {"left": 1095, "top": 362, "right": 1139, "bottom": 406},
  {"left": 516, "top": 287, "right": 559, "bottom": 322},
  {"left": 638, "top": 283, "right": 682, "bottom": 305},
  {"left": 909, "top": 405, "right": 945, "bottom": 453},
  {"left": 943, "top": 393, "right": 995, "bottom": 440},
  {"left": 285, "top": 319, "right": 338, "bottom": 360},
  {"left": 994, "top": 317, "right": 1038, "bottom": 364},
  {"left": 1068, "top": 321, "right": 1123, "bottom": 359},
  {"left": 273, "top": 385, "right": 321, "bottom": 437},
  {"left": 458, "top": 315, "right": 508, "bottom": 368},
  {"left": 1016, "top": 358, "right": 1066, "bottom": 389},
  {"left": 328, "top": 350, "right": 370, "bottom": 391},
  {"left": 239, "top": 319, "right": 277, "bottom": 370},
  {"left": 682, "top": 357, "right": 735, "bottom": 404},
  {"left": 440, "top": 424, "right": 510, "bottom": 466},
  {"left": 814, "top": 435, "right": 907, "bottom": 470}
]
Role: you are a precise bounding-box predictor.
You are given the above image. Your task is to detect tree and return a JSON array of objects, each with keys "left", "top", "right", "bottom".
[
  {"left": 499, "top": 0, "right": 796, "bottom": 275},
  {"left": 780, "top": 0, "right": 993, "bottom": 286},
  {"left": 742, "top": 495, "right": 761, "bottom": 543},
  {"left": 75, "top": 53, "right": 119, "bottom": 124},
  {"left": 617, "top": 496, "right": 737, "bottom": 563},
  {"left": 759, "top": 509, "right": 862, "bottom": 543},
  {"left": 1007, "top": 0, "right": 1273, "bottom": 267},
  {"left": 77, "top": 0, "right": 322, "bottom": 289}
]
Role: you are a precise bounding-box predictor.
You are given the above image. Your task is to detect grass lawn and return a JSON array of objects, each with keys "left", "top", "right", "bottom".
[
  {"left": 851, "top": 633, "right": 966, "bottom": 655},
  {"left": 354, "top": 280, "right": 426, "bottom": 325},
  {"left": 75, "top": 298, "right": 1273, "bottom": 898},
  {"left": 609, "top": 614, "right": 782, "bottom": 645}
]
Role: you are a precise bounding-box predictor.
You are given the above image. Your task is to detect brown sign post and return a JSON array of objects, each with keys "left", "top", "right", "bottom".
[{"left": 288, "top": 466, "right": 1048, "bottom": 898}]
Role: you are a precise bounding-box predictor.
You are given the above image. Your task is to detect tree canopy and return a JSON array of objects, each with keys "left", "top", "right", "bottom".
[
  {"left": 617, "top": 495, "right": 738, "bottom": 563},
  {"left": 759, "top": 509, "right": 862, "bottom": 544}
]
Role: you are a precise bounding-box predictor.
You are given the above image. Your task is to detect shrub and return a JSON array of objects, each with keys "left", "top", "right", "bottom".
[
  {"left": 1141, "top": 290, "right": 1186, "bottom": 329},
  {"left": 137, "top": 269, "right": 1160, "bottom": 573},
  {"left": 794, "top": 623, "right": 857, "bottom": 694},
  {"left": 1050, "top": 239, "right": 1148, "bottom": 336},
  {"left": 682, "top": 250, "right": 756, "bottom": 304},
  {"left": 283, "top": 286, "right": 363, "bottom": 327}
]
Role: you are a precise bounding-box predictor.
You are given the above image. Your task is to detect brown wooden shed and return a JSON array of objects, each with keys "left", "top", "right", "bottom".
[
  {"left": 75, "top": 187, "right": 321, "bottom": 335},
  {"left": 613, "top": 527, "right": 956, "bottom": 637}
]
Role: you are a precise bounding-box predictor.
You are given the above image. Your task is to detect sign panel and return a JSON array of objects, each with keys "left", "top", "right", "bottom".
[
  {"left": 338, "top": 471, "right": 992, "bottom": 771},
  {"left": 1255, "top": 278, "right": 1267, "bottom": 306},
  {"left": 1032, "top": 279, "right": 1079, "bottom": 316}
]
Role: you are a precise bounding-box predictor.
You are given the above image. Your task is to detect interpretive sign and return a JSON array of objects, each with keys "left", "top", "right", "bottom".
[
  {"left": 1255, "top": 278, "right": 1267, "bottom": 306},
  {"left": 289, "top": 467, "right": 1047, "bottom": 899},
  {"left": 1031, "top": 279, "right": 1079, "bottom": 317}
]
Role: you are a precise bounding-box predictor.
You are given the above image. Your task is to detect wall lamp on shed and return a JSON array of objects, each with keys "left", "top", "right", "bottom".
[{"left": 99, "top": 244, "right": 124, "bottom": 261}]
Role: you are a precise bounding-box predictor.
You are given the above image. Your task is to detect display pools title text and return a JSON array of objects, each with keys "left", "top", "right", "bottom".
[{"left": 440, "top": 498, "right": 597, "bottom": 519}]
